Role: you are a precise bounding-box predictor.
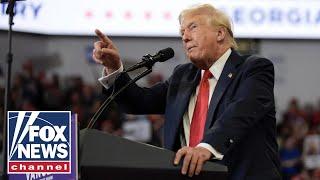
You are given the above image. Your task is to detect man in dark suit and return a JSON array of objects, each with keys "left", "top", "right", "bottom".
[{"left": 92, "top": 4, "right": 281, "bottom": 180}]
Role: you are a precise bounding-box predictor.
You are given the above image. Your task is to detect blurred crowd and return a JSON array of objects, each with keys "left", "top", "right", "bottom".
[
  {"left": 0, "top": 60, "right": 164, "bottom": 147},
  {"left": 0, "top": 60, "right": 320, "bottom": 179},
  {"left": 278, "top": 98, "right": 320, "bottom": 180}
]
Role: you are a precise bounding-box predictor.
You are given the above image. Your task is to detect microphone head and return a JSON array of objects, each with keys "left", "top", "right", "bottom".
[{"left": 158, "top": 48, "right": 174, "bottom": 62}]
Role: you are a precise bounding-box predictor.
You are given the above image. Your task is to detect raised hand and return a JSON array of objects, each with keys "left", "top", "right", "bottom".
[{"left": 92, "top": 29, "right": 122, "bottom": 74}]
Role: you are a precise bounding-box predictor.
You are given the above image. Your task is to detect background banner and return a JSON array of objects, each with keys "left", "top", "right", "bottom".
[{"left": 0, "top": 0, "right": 319, "bottom": 38}]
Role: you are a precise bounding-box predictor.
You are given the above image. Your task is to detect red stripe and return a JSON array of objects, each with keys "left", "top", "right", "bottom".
[{"left": 9, "top": 161, "right": 70, "bottom": 173}]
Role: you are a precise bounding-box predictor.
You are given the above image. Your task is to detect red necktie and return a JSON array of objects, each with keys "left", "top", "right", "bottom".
[{"left": 189, "top": 70, "right": 213, "bottom": 147}]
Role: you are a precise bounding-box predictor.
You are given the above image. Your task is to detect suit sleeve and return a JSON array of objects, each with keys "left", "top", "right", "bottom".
[
  {"left": 202, "top": 58, "right": 275, "bottom": 155},
  {"left": 102, "top": 72, "right": 167, "bottom": 114},
  {"left": 102, "top": 65, "right": 181, "bottom": 115}
]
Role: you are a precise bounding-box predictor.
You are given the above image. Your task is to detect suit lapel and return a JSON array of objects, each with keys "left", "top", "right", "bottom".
[
  {"left": 164, "top": 64, "right": 200, "bottom": 149},
  {"left": 174, "top": 65, "right": 201, "bottom": 128},
  {"left": 204, "top": 50, "right": 243, "bottom": 131}
]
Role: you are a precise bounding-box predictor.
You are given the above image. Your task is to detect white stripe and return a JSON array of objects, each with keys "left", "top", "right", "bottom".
[
  {"left": 10, "top": 111, "right": 39, "bottom": 159},
  {"left": 9, "top": 111, "right": 26, "bottom": 157}
]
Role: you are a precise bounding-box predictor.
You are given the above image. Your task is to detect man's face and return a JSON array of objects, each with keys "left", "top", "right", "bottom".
[{"left": 180, "top": 13, "right": 218, "bottom": 68}]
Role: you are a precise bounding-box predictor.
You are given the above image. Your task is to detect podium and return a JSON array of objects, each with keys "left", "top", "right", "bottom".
[{"left": 80, "top": 129, "right": 228, "bottom": 180}]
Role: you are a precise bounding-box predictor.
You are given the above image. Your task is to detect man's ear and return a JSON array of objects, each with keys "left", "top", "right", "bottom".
[{"left": 216, "top": 27, "right": 227, "bottom": 42}]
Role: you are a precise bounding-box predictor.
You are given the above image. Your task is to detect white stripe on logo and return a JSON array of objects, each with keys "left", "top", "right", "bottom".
[
  {"left": 9, "top": 111, "right": 26, "bottom": 157},
  {"left": 10, "top": 111, "right": 40, "bottom": 159}
]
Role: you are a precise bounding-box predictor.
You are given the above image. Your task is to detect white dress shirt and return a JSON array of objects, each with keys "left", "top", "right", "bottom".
[
  {"left": 183, "top": 48, "right": 231, "bottom": 160},
  {"left": 98, "top": 48, "right": 232, "bottom": 160}
]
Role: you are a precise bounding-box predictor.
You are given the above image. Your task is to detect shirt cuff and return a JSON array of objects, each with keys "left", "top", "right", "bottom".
[
  {"left": 98, "top": 64, "right": 124, "bottom": 89},
  {"left": 197, "top": 143, "right": 224, "bottom": 160}
]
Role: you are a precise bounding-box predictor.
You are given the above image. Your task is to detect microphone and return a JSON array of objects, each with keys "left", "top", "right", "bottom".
[{"left": 125, "top": 47, "right": 174, "bottom": 72}]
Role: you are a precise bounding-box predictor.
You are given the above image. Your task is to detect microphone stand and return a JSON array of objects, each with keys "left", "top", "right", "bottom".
[
  {"left": 87, "top": 67, "right": 152, "bottom": 129},
  {"left": 80, "top": 67, "right": 152, "bottom": 177},
  {"left": 86, "top": 47, "right": 174, "bottom": 128},
  {"left": 2, "top": 0, "right": 17, "bottom": 179}
]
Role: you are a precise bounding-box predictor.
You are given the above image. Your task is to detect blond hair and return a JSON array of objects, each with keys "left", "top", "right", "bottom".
[{"left": 179, "top": 4, "right": 238, "bottom": 49}]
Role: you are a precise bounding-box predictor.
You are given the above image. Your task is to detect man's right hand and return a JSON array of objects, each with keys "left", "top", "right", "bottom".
[{"left": 92, "top": 29, "right": 122, "bottom": 74}]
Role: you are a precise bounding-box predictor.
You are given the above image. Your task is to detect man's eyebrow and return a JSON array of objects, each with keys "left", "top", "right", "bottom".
[
  {"left": 187, "top": 22, "right": 196, "bottom": 28},
  {"left": 180, "top": 21, "right": 194, "bottom": 31},
  {"left": 180, "top": 19, "right": 199, "bottom": 35}
]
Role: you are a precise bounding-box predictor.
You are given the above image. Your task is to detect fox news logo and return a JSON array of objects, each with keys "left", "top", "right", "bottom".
[{"left": 7, "top": 111, "right": 71, "bottom": 174}]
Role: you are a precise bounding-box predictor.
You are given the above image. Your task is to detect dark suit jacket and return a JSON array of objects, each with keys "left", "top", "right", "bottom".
[{"left": 104, "top": 50, "right": 281, "bottom": 180}]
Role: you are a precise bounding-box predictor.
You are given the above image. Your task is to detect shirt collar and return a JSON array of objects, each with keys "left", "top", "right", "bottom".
[{"left": 202, "top": 48, "right": 231, "bottom": 80}]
